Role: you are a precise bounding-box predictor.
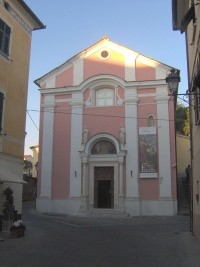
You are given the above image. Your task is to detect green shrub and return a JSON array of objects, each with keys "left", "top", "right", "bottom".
[{"left": 3, "top": 187, "right": 15, "bottom": 221}]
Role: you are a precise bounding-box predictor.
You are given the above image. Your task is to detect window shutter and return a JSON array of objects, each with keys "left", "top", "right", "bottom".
[{"left": 181, "top": 5, "right": 195, "bottom": 33}]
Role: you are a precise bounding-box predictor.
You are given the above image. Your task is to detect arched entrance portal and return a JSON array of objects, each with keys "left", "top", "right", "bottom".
[
  {"left": 81, "top": 134, "right": 126, "bottom": 211},
  {"left": 91, "top": 140, "right": 116, "bottom": 209}
]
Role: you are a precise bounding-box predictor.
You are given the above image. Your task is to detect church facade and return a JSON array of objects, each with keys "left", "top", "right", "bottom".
[{"left": 35, "top": 37, "right": 178, "bottom": 216}]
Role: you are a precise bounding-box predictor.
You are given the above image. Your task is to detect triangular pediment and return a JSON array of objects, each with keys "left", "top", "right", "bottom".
[{"left": 35, "top": 36, "right": 177, "bottom": 88}]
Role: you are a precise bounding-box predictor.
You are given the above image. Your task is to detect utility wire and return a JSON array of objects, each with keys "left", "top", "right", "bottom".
[
  {"left": 27, "top": 108, "right": 187, "bottom": 123},
  {"left": 27, "top": 108, "right": 174, "bottom": 122},
  {"left": 26, "top": 110, "right": 39, "bottom": 131},
  {"left": 177, "top": 96, "right": 196, "bottom": 108}
]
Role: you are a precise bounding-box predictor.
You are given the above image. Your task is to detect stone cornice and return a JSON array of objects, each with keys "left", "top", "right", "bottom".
[
  {"left": 124, "top": 97, "right": 138, "bottom": 104},
  {"left": 154, "top": 95, "right": 170, "bottom": 102},
  {"left": 70, "top": 100, "right": 84, "bottom": 107},
  {"left": 2, "top": 1, "right": 32, "bottom": 35},
  {"left": 43, "top": 103, "right": 55, "bottom": 109},
  {"left": 43, "top": 95, "right": 55, "bottom": 110}
]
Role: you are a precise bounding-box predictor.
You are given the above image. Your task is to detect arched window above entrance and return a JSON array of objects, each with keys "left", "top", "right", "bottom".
[{"left": 91, "top": 140, "right": 116, "bottom": 154}]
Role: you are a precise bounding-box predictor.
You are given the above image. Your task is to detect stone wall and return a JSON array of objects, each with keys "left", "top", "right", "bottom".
[
  {"left": 22, "top": 175, "right": 37, "bottom": 201},
  {"left": 177, "top": 174, "right": 190, "bottom": 215}
]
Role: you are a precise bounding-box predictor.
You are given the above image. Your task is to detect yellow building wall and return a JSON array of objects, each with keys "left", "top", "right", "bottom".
[
  {"left": 185, "top": 3, "right": 200, "bottom": 239},
  {"left": 172, "top": 0, "right": 200, "bottom": 239},
  {"left": 176, "top": 134, "right": 191, "bottom": 175},
  {"left": 0, "top": 5, "right": 31, "bottom": 158}
]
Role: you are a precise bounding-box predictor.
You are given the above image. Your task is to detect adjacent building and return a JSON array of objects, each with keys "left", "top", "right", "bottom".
[
  {"left": 0, "top": 0, "right": 45, "bottom": 221},
  {"left": 176, "top": 134, "right": 191, "bottom": 214},
  {"left": 172, "top": 0, "right": 200, "bottom": 238},
  {"left": 176, "top": 134, "right": 190, "bottom": 178},
  {"left": 35, "top": 37, "right": 178, "bottom": 216},
  {"left": 30, "top": 145, "right": 39, "bottom": 178}
]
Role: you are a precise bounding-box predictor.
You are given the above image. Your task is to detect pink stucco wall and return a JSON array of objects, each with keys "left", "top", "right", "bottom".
[
  {"left": 55, "top": 66, "right": 73, "bottom": 87},
  {"left": 139, "top": 179, "right": 160, "bottom": 200},
  {"left": 84, "top": 49, "right": 125, "bottom": 80},
  {"left": 51, "top": 95, "right": 71, "bottom": 198},
  {"left": 138, "top": 88, "right": 157, "bottom": 127},
  {"left": 83, "top": 106, "right": 125, "bottom": 141},
  {"left": 136, "top": 61, "right": 156, "bottom": 81}
]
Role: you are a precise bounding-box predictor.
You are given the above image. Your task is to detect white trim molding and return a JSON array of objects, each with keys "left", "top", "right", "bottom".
[{"left": 156, "top": 87, "right": 172, "bottom": 197}]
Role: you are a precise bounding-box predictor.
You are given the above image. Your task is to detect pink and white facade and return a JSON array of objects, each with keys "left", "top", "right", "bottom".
[{"left": 35, "top": 37, "right": 178, "bottom": 216}]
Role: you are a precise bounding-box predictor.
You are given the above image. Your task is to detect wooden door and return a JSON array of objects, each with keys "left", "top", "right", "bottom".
[{"left": 94, "top": 167, "right": 114, "bottom": 208}]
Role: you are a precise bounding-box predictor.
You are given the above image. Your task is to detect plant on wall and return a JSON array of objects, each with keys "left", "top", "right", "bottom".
[{"left": 176, "top": 103, "right": 190, "bottom": 136}]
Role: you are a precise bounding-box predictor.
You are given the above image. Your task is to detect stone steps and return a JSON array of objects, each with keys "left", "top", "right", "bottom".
[{"left": 83, "top": 208, "right": 128, "bottom": 218}]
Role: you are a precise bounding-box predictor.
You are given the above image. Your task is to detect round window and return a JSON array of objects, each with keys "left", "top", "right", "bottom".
[{"left": 100, "top": 50, "right": 110, "bottom": 59}]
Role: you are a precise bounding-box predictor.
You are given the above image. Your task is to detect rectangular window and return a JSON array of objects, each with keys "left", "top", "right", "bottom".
[
  {"left": 0, "top": 18, "right": 11, "bottom": 57},
  {"left": 96, "top": 89, "right": 114, "bottom": 107}
]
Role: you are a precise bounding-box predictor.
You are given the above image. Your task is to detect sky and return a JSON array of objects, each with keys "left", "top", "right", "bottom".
[{"left": 24, "top": 0, "right": 188, "bottom": 155}]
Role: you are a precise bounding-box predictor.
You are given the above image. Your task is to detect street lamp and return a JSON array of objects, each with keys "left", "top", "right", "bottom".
[{"left": 165, "top": 69, "right": 180, "bottom": 95}]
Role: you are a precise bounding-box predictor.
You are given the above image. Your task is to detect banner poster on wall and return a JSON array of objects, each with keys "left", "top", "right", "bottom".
[{"left": 139, "top": 127, "right": 157, "bottom": 178}]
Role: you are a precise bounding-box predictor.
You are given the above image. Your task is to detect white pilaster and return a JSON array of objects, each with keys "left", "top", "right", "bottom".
[
  {"left": 82, "top": 156, "right": 88, "bottom": 196},
  {"left": 119, "top": 158, "right": 124, "bottom": 196},
  {"left": 125, "top": 54, "right": 136, "bottom": 81},
  {"left": 73, "top": 58, "right": 83, "bottom": 86},
  {"left": 117, "top": 153, "right": 126, "bottom": 210},
  {"left": 80, "top": 154, "right": 89, "bottom": 211},
  {"left": 40, "top": 95, "right": 55, "bottom": 197},
  {"left": 124, "top": 88, "right": 139, "bottom": 198},
  {"left": 70, "top": 92, "right": 84, "bottom": 197},
  {"left": 155, "top": 88, "right": 171, "bottom": 197},
  {"left": 46, "top": 77, "right": 56, "bottom": 88}
]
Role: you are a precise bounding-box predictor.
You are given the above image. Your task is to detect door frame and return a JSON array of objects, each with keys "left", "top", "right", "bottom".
[{"left": 89, "top": 162, "right": 118, "bottom": 209}]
